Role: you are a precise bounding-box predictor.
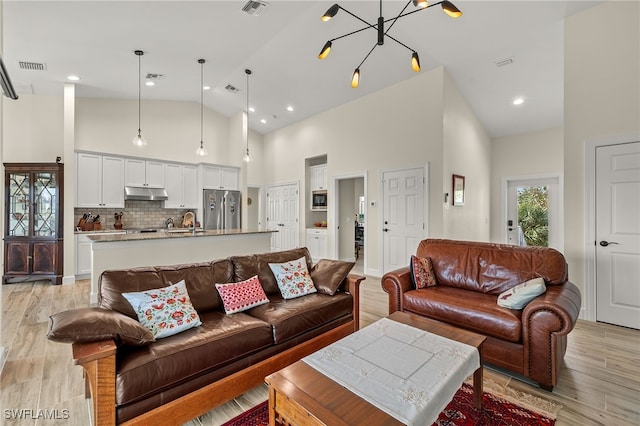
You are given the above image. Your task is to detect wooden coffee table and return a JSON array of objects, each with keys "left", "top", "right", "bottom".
[{"left": 265, "top": 311, "right": 486, "bottom": 426}]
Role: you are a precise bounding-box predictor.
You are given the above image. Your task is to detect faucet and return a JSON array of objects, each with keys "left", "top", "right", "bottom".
[{"left": 165, "top": 217, "right": 174, "bottom": 229}]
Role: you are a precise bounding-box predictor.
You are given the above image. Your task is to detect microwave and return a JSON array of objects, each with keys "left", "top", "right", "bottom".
[{"left": 312, "top": 190, "right": 327, "bottom": 210}]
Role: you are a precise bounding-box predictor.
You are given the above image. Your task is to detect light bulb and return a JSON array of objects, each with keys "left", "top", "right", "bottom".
[
  {"left": 351, "top": 69, "right": 360, "bottom": 88},
  {"left": 243, "top": 149, "right": 252, "bottom": 163},
  {"left": 196, "top": 145, "right": 208, "bottom": 157},
  {"left": 132, "top": 133, "right": 147, "bottom": 147}
]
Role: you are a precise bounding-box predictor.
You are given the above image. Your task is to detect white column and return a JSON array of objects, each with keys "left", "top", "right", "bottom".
[{"left": 63, "top": 83, "right": 76, "bottom": 284}]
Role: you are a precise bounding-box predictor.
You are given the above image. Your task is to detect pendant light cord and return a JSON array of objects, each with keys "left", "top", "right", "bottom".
[
  {"left": 137, "top": 53, "right": 141, "bottom": 134},
  {"left": 245, "top": 69, "right": 251, "bottom": 152},
  {"left": 200, "top": 61, "right": 204, "bottom": 145}
]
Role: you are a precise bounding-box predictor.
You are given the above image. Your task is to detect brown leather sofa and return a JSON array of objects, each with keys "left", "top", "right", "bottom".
[
  {"left": 381, "top": 239, "right": 581, "bottom": 391},
  {"left": 48, "top": 247, "right": 364, "bottom": 425}
]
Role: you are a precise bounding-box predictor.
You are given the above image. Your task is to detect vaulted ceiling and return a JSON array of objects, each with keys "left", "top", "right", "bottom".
[{"left": 2, "top": 1, "right": 602, "bottom": 137}]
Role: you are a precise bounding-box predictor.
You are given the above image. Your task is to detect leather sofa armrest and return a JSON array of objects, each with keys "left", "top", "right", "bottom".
[
  {"left": 522, "top": 280, "right": 581, "bottom": 335},
  {"left": 522, "top": 280, "right": 582, "bottom": 389},
  {"left": 381, "top": 267, "right": 412, "bottom": 314},
  {"left": 341, "top": 274, "right": 365, "bottom": 330}
]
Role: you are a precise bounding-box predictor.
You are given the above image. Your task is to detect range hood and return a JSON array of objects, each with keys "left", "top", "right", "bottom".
[{"left": 124, "top": 186, "right": 168, "bottom": 201}]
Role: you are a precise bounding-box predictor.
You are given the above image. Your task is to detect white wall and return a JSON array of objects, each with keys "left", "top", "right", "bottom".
[
  {"left": 564, "top": 1, "right": 640, "bottom": 297},
  {"left": 490, "top": 126, "right": 564, "bottom": 243},
  {"left": 442, "top": 71, "right": 492, "bottom": 242}
]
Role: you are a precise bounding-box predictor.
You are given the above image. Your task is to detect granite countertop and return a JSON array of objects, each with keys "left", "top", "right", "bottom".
[
  {"left": 74, "top": 229, "right": 127, "bottom": 234},
  {"left": 88, "top": 228, "right": 275, "bottom": 242}
]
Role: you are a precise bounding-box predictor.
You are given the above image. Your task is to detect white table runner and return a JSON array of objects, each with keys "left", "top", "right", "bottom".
[{"left": 302, "top": 317, "right": 479, "bottom": 426}]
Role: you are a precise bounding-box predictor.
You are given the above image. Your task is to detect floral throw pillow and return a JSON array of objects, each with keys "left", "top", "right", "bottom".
[
  {"left": 410, "top": 255, "right": 437, "bottom": 289},
  {"left": 122, "top": 280, "right": 202, "bottom": 339},
  {"left": 215, "top": 275, "right": 270, "bottom": 314},
  {"left": 269, "top": 256, "right": 317, "bottom": 300},
  {"left": 497, "top": 277, "right": 546, "bottom": 310}
]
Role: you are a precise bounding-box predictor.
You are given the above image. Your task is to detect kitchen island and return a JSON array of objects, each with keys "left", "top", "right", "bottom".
[{"left": 87, "top": 229, "right": 275, "bottom": 304}]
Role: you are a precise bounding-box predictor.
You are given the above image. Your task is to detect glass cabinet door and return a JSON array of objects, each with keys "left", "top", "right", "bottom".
[
  {"left": 33, "top": 171, "right": 57, "bottom": 237},
  {"left": 8, "top": 172, "right": 30, "bottom": 237}
]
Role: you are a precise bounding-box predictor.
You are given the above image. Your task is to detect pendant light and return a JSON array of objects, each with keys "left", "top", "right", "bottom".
[
  {"left": 132, "top": 50, "right": 147, "bottom": 147},
  {"left": 242, "top": 69, "right": 252, "bottom": 163},
  {"left": 195, "top": 59, "right": 208, "bottom": 157}
]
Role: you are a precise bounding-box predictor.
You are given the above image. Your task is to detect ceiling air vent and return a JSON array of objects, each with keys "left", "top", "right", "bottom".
[
  {"left": 242, "top": 0, "right": 269, "bottom": 16},
  {"left": 145, "top": 73, "right": 165, "bottom": 80},
  {"left": 225, "top": 84, "right": 239, "bottom": 94},
  {"left": 494, "top": 57, "right": 514, "bottom": 68},
  {"left": 18, "top": 61, "right": 46, "bottom": 71}
]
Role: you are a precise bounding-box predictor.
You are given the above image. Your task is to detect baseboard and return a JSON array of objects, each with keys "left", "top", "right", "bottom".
[
  {"left": 62, "top": 275, "right": 76, "bottom": 285},
  {"left": 365, "top": 268, "right": 381, "bottom": 278}
]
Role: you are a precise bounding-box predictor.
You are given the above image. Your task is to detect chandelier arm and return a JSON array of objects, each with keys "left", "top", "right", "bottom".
[
  {"left": 384, "top": 33, "right": 416, "bottom": 53},
  {"left": 336, "top": 5, "right": 376, "bottom": 29},
  {"left": 386, "top": 0, "right": 441, "bottom": 22},
  {"left": 330, "top": 24, "right": 377, "bottom": 43},
  {"left": 356, "top": 42, "right": 379, "bottom": 70},
  {"left": 384, "top": 0, "right": 413, "bottom": 35}
]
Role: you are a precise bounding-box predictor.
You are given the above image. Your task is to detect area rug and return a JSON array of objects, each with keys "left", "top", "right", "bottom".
[{"left": 221, "top": 382, "right": 560, "bottom": 426}]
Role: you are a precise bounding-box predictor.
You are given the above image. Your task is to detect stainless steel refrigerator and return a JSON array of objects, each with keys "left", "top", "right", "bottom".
[{"left": 203, "top": 189, "right": 241, "bottom": 230}]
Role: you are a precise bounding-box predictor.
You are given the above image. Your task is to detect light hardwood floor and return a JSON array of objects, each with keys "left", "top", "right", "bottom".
[{"left": 1, "top": 276, "right": 639, "bottom": 426}]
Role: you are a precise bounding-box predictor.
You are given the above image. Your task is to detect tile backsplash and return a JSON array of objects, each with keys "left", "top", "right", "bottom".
[{"left": 74, "top": 200, "right": 193, "bottom": 230}]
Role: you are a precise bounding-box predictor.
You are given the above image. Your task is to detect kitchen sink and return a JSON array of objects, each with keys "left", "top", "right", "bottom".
[{"left": 165, "top": 228, "right": 204, "bottom": 233}]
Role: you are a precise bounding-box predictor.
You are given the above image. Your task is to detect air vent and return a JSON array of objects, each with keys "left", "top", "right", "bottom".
[
  {"left": 145, "top": 73, "right": 165, "bottom": 80},
  {"left": 242, "top": 0, "right": 269, "bottom": 16},
  {"left": 18, "top": 61, "right": 46, "bottom": 71},
  {"left": 495, "top": 57, "right": 514, "bottom": 68},
  {"left": 225, "top": 84, "right": 239, "bottom": 94}
]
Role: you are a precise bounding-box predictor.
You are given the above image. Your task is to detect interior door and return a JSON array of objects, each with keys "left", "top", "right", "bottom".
[
  {"left": 382, "top": 168, "right": 425, "bottom": 273},
  {"left": 506, "top": 177, "right": 561, "bottom": 250},
  {"left": 267, "top": 183, "right": 299, "bottom": 252},
  {"left": 596, "top": 141, "right": 640, "bottom": 329}
]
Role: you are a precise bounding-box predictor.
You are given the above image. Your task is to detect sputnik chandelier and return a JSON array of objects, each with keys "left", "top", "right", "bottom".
[{"left": 318, "top": 0, "right": 462, "bottom": 88}]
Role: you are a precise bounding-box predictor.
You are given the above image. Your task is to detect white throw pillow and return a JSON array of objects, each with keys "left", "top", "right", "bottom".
[
  {"left": 122, "top": 280, "right": 202, "bottom": 339},
  {"left": 497, "top": 277, "right": 546, "bottom": 310}
]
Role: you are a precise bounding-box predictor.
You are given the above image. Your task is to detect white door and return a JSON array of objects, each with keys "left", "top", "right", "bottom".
[
  {"left": 506, "top": 177, "right": 561, "bottom": 250},
  {"left": 382, "top": 168, "right": 425, "bottom": 273},
  {"left": 596, "top": 141, "right": 640, "bottom": 329},
  {"left": 267, "top": 183, "right": 299, "bottom": 252}
]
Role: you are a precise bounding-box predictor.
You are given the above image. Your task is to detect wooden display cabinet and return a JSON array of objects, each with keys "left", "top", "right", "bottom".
[{"left": 4, "top": 162, "right": 64, "bottom": 284}]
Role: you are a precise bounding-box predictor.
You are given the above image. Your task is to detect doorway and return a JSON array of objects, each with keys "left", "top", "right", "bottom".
[
  {"left": 334, "top": 174, "right": 366, "bottom": 275},
  {"left": 381, "top": 167, "right": 426, "bottom": 274},
  {"left": 594, "top": 141, "right": 640, "bottom": 329},
  {"left": 504, "top": 175, "right": 562, "bottom": 251}
]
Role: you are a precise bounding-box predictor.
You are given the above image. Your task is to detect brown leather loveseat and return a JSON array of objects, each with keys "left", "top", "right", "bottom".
[
  {"left": 382, "top": 239, "right": 581, "bottom": 391},
  {"left": 48, "top": 247, "right": 364, "bottom": 425}
]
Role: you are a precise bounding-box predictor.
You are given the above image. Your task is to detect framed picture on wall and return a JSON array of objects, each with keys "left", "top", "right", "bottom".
[{"left": 452, "top": 174, "right": 465, "bottom": 206}]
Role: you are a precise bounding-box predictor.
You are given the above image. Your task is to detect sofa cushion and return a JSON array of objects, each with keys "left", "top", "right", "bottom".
[
  {"left": 310, "top": 259, "right": 355, "bottom": 296},
  {"left": 402, "top": 286, "right": 522, "bottom": 342},
  {"left": 122, "top": 280, "right": 202, "bottom": 339},
  {"left": 247, "top": 292, "right": 353, "bottom": 344},
  {"left": 230, "top": 247, "right": 312, "bottom": 296},
  {"left": 47, "top": 308, "right": 154, "bottom": 346},
  {"left": 99, "top": 260, "right": 234, "bottom": 318},
  {"left": 215, "top": 275, "right": 269, "bottom": 314},
  {"left": 115, "top": 311, "right": 273, "bottom": 406},
  {"left": 416, "top": 239, "right": 567, "bottom": 295},
  {"left": 269, "top": 256, "right": 317, "bottom": 300}
]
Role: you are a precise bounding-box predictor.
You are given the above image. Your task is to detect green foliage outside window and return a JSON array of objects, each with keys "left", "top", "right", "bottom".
[{"left": 518, "top": 186, "right": 549, "bottom": 247}]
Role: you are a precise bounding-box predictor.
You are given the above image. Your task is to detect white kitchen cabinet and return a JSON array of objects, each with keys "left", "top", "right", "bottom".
[
  {"left": 310, "top": 164, "right": 328, "bottom": 191},
  {"left": 202, "top": 165, "right": 239, "bottom": 190},
  {"left": 164, "top": 163, "right": 198, "bottom": 209},
  {"left": 76, "top": 153, "right": 125, "bottom": 208},
  {"left": 125, "top": 158, "right": 165, "bottom": 188},
  {"left": 306, "top": 228, "right": 328, "bottom": 262}
]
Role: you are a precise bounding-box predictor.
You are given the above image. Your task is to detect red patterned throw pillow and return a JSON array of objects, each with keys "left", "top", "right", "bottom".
[
  {"left": 215, "top": 275, "right": 270, "bottom": 314},
  {"left": 410, "top": 255, "right": 437, "bottom": 289}
]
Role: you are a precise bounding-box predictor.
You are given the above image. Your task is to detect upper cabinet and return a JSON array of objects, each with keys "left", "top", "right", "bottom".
[
  {"left": 76, "top": 153, "right": 125, "bottom": 208},
  {"left": 124, "top": 158, "right": 165, "bottom": 188},
  {"left": 202, "top": 165, "right": 239, "bottom": 190},
  {"left": 164, "top": 163, "right": 198, "bottom": 209},
  {"left": 310, "top": 164, "right": 328, "bottom": 191}
]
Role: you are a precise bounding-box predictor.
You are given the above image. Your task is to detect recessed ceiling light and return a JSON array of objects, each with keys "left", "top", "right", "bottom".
[
  {"left": 513, "top": 97, "right": 524, "bottom": 105},
  {"left": 260, "top": 119, "right": 267, "bottom": 124},
  {"left": 286, "top": 105, "right": 294, "bottom": 112},
  {"left": 66, "top": 75, "right": 80, "bottom": 81},
  {"left": 203, "top": 85, "right": 211, "bottom": 90},
  {"left": 249, "top": 107, "right": 255, "bottom": 113},
  {"left": 145, "top": 81, "right": 155, "bottom": 87}
]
